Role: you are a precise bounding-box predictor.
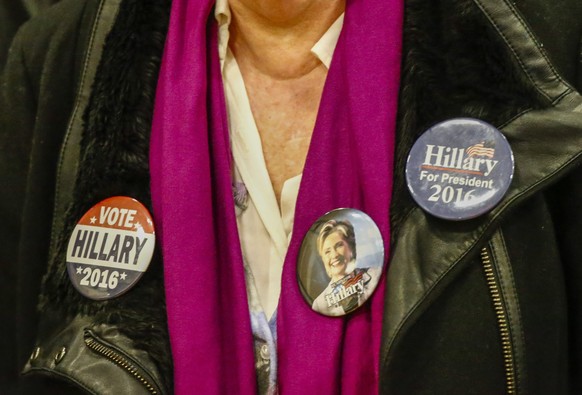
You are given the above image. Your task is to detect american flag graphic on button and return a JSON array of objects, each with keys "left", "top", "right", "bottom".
[{"left": 466, "top": 142, "right": 495, "bottom": 158}]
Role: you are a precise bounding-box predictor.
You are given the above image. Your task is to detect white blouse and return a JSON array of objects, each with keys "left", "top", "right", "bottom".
[{"left": 215, "top": 0, "right": 344, "bottom": 320}]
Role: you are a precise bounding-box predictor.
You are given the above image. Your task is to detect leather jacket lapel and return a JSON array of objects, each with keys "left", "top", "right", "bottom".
[{"left": 382, "top": 0, "right": 582, "bottom": 370}]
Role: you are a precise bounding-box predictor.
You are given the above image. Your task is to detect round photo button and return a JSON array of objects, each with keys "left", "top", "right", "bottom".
[
  {"left": 66, "top": 196, "right": 155, "bottom": 300},
  {"left": 297, "top": 209, "right": 385, "bottom": 317},
  {"left": 406, "top": 118, "right": 514, "bottom": 220}
]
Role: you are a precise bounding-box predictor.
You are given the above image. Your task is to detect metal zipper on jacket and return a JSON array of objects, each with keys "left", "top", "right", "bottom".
[
  {"left": 480, "top": 247, "right": 516, "bottom": 394},
  {"left": 84, "top": 333, "right": 160, "bottom": 394}
]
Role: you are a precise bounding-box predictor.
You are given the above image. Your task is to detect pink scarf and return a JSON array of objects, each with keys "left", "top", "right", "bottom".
[{"left": 150, "top": 0, "right": 403, "bottom": 393}]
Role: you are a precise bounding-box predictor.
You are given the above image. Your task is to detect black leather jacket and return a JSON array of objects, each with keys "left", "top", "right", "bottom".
[{"left": 2, "top": 0, "right": 582, "bottom": 393}]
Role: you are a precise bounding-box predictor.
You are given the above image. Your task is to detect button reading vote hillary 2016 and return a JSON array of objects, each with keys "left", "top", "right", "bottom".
[
  {"left": 406, "top": 118, "right": 514, "bottom": 220},
  {"left": 66, "top": 196, "right": 155, "bottom": 300}
]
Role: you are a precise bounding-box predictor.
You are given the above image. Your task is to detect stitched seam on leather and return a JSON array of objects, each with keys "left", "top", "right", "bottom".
[
  {"left": 499, "top": 0, "right": 569, "bottom": 90},
  {"left": 486, "top": 0, "right": 572, "bottom": 94},
  {"left": 474, "top": 1, "right": 550, "bottom": 101},
  {"left": 498, "top": 108, "right": 534, "bottom": 129},
  {"left": 49, "top": 0, "right": 106, "bottom": 259},
  {"left": 472, "top": 0, "right": 572, "bottom": 103},
  {"left": 551, "top": 89, "right": 573, "bottom": 106},
  {"left": 490, "top": 230, "right": 527, "bottom": 395},
  {"left": 498, "top": 89, "right": 574, "bottom": 129}
]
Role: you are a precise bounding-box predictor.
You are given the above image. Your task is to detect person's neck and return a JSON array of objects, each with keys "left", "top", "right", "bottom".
[{"left": 228, "top": 0, "right": 345, "bottom": 79}]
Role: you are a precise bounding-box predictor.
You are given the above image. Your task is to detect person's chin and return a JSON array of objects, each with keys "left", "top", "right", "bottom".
[{"left": 331, "top": 267, "right": 347, "bottom": 279}]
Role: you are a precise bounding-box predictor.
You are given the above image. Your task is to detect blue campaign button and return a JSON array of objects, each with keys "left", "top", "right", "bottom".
[{"left": 405, "top": 118, "right": 514, "bottom": 220}]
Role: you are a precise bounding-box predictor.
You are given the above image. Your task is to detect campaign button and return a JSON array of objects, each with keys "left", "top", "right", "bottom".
[
  {"left": 66, "top": 196, "right": 155, "bottom": 300},
  {"left": 405, "top": 118, "right": 514, "bottom": 220},
  {"left": 297, "top": 209, "right": 385, "bottom": 317}
]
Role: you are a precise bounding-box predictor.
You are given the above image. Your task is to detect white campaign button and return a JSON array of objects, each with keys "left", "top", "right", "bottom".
[{"left": 66, "top": 196, "right": 155, "bottom": 300}]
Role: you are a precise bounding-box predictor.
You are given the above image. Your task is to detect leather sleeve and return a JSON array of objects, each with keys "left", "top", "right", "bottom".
[
  {"left": 514, "top": 0, "right": 582, "bottom": 90},
  {"left": 0, "top": 1, "right": 99, "bottom": 393},
  {"left": 0, "top": 26, "right": 37, "bottom": 394}
]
